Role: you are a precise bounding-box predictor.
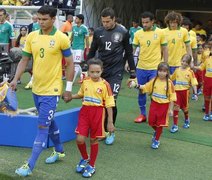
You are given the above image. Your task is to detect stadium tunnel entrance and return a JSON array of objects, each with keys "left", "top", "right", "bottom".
[{"left": 82, "top": 0, "right": 212, "bottom": 29}]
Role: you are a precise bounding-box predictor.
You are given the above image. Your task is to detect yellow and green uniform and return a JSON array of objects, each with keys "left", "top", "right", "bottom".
[
  {"left": 192, "top": 28, "right": 207, "bottom": 36},
  {"left": 189, "top": 30, "right": 196, "bottom": 38},
  {"left": 78, "top": 77, "right": 115, "bottom": 108},
  {"left": 171, "top": 67, "right": 198, "bottom": 90},
  {"left": 142, "top": 78, "right": 176, "bottom": 103},
  {"left": 22, "top": 27, "right": 71, "bottom": 95},
  {"left": 199, "top": 56, "right": 212, "bottom": 78},
  {"left": 133, "top": 26, "right": 167, "bottom": 70},
  {"left": 0, "top": 21, "right": 15, "bottom": 43},
  {"left": 163, "top": 27, "right": 190, "bottom": 67},
  {"left": 182, "top": 33, "right": 197, "bottom": 55}
]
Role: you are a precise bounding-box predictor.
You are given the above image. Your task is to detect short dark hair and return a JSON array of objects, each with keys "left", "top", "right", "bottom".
[
  {"left": 182, "top": 18, "right": 193, "bottom": 30},
  {"left": 87, "top": 58, "right": 103, "bottom": 69},
  {"left": 101, "top": 7, "right": 115, "bottom": 19},
  {"left": 76, "top": 14, "right": 84, "bottom": 23},
  {"left": 141, "top": 11, "right": 154, "bottom": 21},
  {"left": 37, "top": 6, "right": 57, "bottom": 18},
  {"left": 0, "top": 8, "right": 6, "bottom": 15}
]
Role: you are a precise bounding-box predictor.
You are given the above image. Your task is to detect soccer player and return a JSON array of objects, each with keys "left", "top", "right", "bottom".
[
  {"left": 0, "top": 8, "right": 15, "bottom": 48},
  {"left": 87, "top": 7, "right": 136, "bottom": 145},
  {"left": 10, "top": 6, "right": 74, "bottom": 177},
  {"left": 129, "top": 19, "right": 142, "bottom": 65},
  {"left": 163, "top": 11, "right": 192, "bottom": 75},
  {"left": 70, "top": 14, "right": 89, "bottom": 83},
  {"left": 131, "top": 62, "right": 176, "bottom": 149},
  {"left": 133, "top": 11, "right": 168, "bottom": 123},
  {"left": 170, "top": 54, "right": 198, "bottom": 133},
  {"left": 195, "top": 43, "right": 212, "bottom": 121},
  {"left": 72, "top": 58, "right": 115, "bottom": 177}
]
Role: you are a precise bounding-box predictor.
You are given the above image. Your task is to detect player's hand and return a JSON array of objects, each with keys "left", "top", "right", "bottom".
[
  {"left": 9, "top": 80, "right": 17, "bottom": 91},
  {"left": 127, "top": 79, "right": 137, "bottom": 88},
  {"left": 62, "top": 91, "right": 72, "bottom": 103},
  {"left": 169, "top": 109, "right": 173, "bottom": 117},
  {"left": 107, "top": 121, "right": 115, "bottom": 133},
  {"left": 124, "top": 62, "right": 129, "bottom": 72}
]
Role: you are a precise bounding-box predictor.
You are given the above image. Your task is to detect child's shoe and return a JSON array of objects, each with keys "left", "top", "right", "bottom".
[
  {"left": 15, "top": 163, "right": 32, "bottom": 177},
  {"left": 151, "top": 140, "right": 160, "bottom": 149},
  {"left": 82, "top": 165, "right": 95, "bottom": 178},
  {"left": 183, "top": 119, "right": 190, "bottom": 129},
  {"left": 170, "top": 125, "right": 178, "bottom": 133},
  {"left": 76, "top": 158, "right": 89, "bottom": 173},
  {"left": 203, "top": 114, "right": 210, "bottom": 121}
]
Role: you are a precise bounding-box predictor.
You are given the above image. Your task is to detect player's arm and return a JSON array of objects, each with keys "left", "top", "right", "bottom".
[
  {"left": 161, "top": 45, "right": 168, "bottom": 63},
  {"left": 123, "top": 32, "right": 136, "bottom": 73},
  {"left": 63, "top": 55, "right": 74, "bottom": 102},
  {"left": 10, "top": 56, "right": 30, "bottom": 90},
  {"left": 192, "top": 49, "right": 198, "bottom": 66},
  {"left": 72, "top": 94, "right": 83, "bottom": 99},
  {"left": 106, "top": 107, "right": 115, "bottom": 133},
  {"left": 85, "top": 35, "right": 90, "bottom": 55},
  {"left": 87, "top": 31, "right": 98, "bottom": 60}
]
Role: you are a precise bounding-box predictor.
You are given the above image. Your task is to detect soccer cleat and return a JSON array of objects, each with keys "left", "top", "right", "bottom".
[
  {"left": 76, "top": 158, "right": 89, "bottom": 173},
  {"left": 183, "top": 120, "right": 190, "bottom": 129},
  {"left": 105, "top": 132, "right": 115, "bottom": 145},
  {"left": 82, "top": 165, "right": 95, "bottom": 178},
  {"left": 25, "top": 81, "right": 32, "bottom": 89},
  {"left": 45, "top": 150, "right": 65, "bottom": 164},
  {"left": 191, "top": 94, "right": 196, "bottom": 100},
  {"left": 15, "top": 163, "right": 32, "bottom": 177},
  {"left": 197, "top": 89, "right": 202, "bottom": 95},
  {"left": 203, "top": 114, "right": 210, "bottom": 121},
  {"left": 170, "top": 125, "right": 178, "bottom": 133},
  {"left": 134, "top": 114, "right": 146, "bottom": 123},
  {"left": 152, "top": 131, "right": 156, "bottom": 142},
  {"left": 151, "top": 140, "right": 160, "bottom": 149}
]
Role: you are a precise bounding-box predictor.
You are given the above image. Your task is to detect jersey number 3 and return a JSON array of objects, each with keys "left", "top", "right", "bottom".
[{"left": 40, "top": 48, "right": 45, "bottom": 58}]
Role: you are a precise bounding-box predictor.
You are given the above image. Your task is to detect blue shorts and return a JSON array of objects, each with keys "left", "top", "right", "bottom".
[
  {"left": 33, "top": 94, "right": 60, "bottom": 127},
  {"left": 169, "top": 66, "right": 179, "bottom": 75},
  {"left": 136, "top": 69, "right": 157, "bottom": 85}
]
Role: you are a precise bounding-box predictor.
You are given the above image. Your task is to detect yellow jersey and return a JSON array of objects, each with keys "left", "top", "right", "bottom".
[
  {"left": 142, "top": 78, "right": 176, "bottom": 103},
  {"left": 199, "top": 56, "right": 212, "bottom": 78},
  {"left": 22, "top": 27, "right": 71, "bottom": 95},
  {"left": 189, "top": 30, "right": 196, "bottom": 38},
  {"left": 171, "top": 67, "right": 198, "bottom": 90},
  {"left": 78, "top": 78, "right": 115, "bottom": 108},
  {"left": 133, "top": 26, "right": 167, "bottom": 70},
  {"left": 163, "top": 27, "right": 190, "bottom": 66}
]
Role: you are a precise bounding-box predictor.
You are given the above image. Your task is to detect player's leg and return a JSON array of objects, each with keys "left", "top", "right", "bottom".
[
  {"left": 182, "top": 90, "right": 190, "bottom": 128},
  {"left": 15, "top": 95, "right": 58, "bottom": 176},
  {"left": 82, "top": 106, "right": 104, "bottom": 177},
  {"left": 152, "top": 102, "right": 169, "bottom": 149},
  {"left": 135, "top": 69, "right": 147, "bottom": 122},
  {"left": 202, "top": 77, "right": 212, "bottom": 121},
  {"left": 171, "top": 91, "right": 181, "bottom": 133},
  {"left": 75, "top": 106, "right": 89, "bottom": 173},
  {"left": 104, "top": 77, "right": 122, "bottom": 145}
]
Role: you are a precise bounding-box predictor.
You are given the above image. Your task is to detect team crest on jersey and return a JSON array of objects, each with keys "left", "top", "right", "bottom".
[
  {"left": 153, "top": 33, "right": 158, "bottom": 39},
  {"left": 96, "top": 88, "right": 103, "bottom": 94},
  {"left": 178, "top": 32, "right": 182, "bottom": 38},
  {"left": 112, "top": 32, "right": 123, "bottom": 42},
  {"left": 185, "top": 74, "right": 190, "bottom": 79},
  {"left": 49, "top": 39, "right": 55, "bottom": 48}
]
